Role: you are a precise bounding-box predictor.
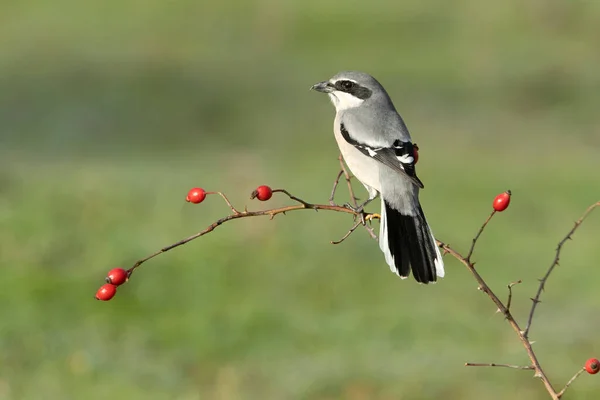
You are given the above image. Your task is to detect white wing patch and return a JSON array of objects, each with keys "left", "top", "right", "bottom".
[{"left": 397, "top": 154, "right": 414, "bottom": 164}]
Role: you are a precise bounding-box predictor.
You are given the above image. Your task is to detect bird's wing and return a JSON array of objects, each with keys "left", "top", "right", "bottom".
[{"left": 340, "top": 123, "right": 424, "bottom": 189}]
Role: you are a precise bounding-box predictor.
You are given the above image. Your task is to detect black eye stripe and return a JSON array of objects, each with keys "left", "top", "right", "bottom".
[
  {"left": 334, "top": 80, "right": 355, "bottom": 91},
  {"left": 333, "top": 80, "right": 372, "bottom": 100}
]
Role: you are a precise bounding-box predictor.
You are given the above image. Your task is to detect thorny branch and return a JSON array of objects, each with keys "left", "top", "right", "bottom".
[
  {"left": 524, "top": 201, "right": 600, "bottom": 339},
  {"left": 450, "top": 200, "right": 600, "bottom": 399},
  {"left": 436, "top": 239, "right": 559, "bottom": 398},
  {"left": 122, "top": 167, "right": 599, "bottom": 400}
]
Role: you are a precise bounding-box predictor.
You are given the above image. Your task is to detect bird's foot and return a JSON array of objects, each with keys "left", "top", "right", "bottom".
[
  {"left": 343, "top": 202, "right": 364, "bottom": 214},
  {"left": 344, "top": 202, "right": 376, "bottom": 226}
]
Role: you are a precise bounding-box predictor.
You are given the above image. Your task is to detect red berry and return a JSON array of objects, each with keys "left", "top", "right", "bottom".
[
  {"left": 413, "top": 144, "right": 419, "bottom": 164},
  {"left": 106, "top": 268, "right": 128, "bottom": 286},
  {"left": 254, "top": 185, "right": 273, "bottom": 201},
  {"left": 95, "top": 284, "right": 117, "bottom": 301},
  {"left": 186, "top": 187, "right": 206, "bottom": 204},
  {"left": 493, "top": 190, "right": 511, "bottom": 212},
  {"left": 585, "top": 358, "right": 600, "bottom": 374}
]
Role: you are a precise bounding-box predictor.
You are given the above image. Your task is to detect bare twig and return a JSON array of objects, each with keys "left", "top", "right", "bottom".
[
  {"left": 338, "top": 153, "right": 359, "bottom": 208},
  {"left": 465, "top": 363, "right": 534, "bottom": 370},
  {"left": 506, "top": 280, "right": 522, "bottom": 314},
  {"left": 466, "top": 210, "right": 496, "bottom": 261},
  {"left": 331, "top": 220, "right": 363, "bottom": 244},
  {"left": 329, "top": 170, "right": 344, "bottom": 206},
  {"left": 524, "top": 201, "right": 600, "bottom": 339},
  {"left": 557, "top": 368, "right": 585, "bottom": 398},
  {"left": 207, "top": 191, "right": 240, "bottom": 214},
  {"left": 271, "top": 189, "right": 312, "bottom": 207}
]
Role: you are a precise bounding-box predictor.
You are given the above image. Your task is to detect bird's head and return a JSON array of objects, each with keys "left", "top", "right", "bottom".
[{"left": 311, "top": 71, "right": 390, "bottom": 112}]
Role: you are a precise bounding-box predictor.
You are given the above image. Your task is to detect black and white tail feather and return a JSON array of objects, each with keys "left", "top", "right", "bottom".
[
  {"left": 311, "top": 71, "right": 446, "bottom": 284},
  {"left": 379, "top": 199, "right": 444, "bottom": 283}
]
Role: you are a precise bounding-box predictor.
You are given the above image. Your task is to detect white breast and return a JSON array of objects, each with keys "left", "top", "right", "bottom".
[{"left": 333, "top": 116, "right": 381, "bottom": 198}]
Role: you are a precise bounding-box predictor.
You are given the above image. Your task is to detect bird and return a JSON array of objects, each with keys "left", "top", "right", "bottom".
[{"left": 311, "top": 71, "right": 444, "bottom": 283}]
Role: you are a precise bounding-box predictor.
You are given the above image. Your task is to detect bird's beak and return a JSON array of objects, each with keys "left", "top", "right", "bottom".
[{"left": 310, "top": 81, "right": 333, "bottom": 93}]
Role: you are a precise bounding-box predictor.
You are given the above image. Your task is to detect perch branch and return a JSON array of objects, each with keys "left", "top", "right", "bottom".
[
  {"left": 127, "top": 190, "right": 371, "bottom": 276},
  {"left": 119, "top": 166, "right": 599, "bottom": 400}
]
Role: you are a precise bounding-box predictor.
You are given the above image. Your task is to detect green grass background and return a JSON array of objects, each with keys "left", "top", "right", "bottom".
[{"left": 1, "top": 1, "right": 599, "bottom": 399}]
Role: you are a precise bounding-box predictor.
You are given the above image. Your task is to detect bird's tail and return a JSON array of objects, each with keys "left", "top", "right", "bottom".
[{"left": 379, "top": 198, "right": 444, "bottom": 283}]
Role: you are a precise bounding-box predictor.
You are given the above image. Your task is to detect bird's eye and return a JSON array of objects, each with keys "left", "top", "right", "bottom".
[{"left": 341, "top": 81, "right": 354, "bottom": 90}]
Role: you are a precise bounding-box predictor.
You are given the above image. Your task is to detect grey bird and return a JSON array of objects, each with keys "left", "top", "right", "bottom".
[{"left": 311, "top": 71, "right": 444, "bottom": 283}]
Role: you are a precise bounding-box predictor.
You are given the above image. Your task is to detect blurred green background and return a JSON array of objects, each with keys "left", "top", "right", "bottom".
[{"left": 1, "top": 1, "right": 599, "bottom": 399}]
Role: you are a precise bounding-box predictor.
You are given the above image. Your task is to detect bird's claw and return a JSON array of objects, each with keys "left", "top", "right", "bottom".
[{"left": 365, "top": 213, "right": 381, "bottom": 221}]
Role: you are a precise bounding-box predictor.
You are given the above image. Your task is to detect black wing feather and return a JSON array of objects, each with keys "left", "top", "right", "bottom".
[{"left": 340, "top": 124, "right": 424, "bottom": 188}]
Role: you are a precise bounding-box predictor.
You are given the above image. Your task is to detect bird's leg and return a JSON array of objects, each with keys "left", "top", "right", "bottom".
[
  {"left": 344, "top": 197, "right": 376, "bottom": 225},
  {"left": 344, "top": 187, "right": 378, "bottom": 212}
]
